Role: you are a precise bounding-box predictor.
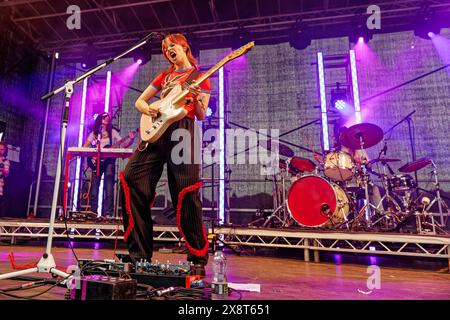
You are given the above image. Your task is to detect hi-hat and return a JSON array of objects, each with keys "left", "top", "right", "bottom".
[
  {"left": 341, "top": 123, "right": 383, "bottom": 149},
  {"left": 369, "top": 158, "right": 401, "bottom": 165}
]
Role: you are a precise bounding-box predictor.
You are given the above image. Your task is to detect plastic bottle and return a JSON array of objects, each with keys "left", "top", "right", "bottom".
[{"left": 211, "top": 250, "right": 228, "bottom": 296}]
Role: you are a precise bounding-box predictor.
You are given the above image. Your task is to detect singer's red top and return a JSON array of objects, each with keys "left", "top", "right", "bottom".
[{"left": 151, "top": 66, "right": 211, "bottom": 119}]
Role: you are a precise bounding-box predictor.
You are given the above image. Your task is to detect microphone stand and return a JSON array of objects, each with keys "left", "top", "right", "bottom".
[
  {"left": 384, "top": 111, "right": 418, "bottom": 197},
  {"left": 0, "top": 32, "right": 163, "bottom": 284}
]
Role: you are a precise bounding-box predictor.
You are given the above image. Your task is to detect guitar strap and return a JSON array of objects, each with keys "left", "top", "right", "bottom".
[{"left": 184, "top": 68, "right": 201, "bottom": 87}]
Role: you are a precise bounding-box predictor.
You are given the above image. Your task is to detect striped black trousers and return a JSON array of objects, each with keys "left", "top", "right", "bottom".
[{"left": 120, "top": 118, "right": 208, "bottom": 265}]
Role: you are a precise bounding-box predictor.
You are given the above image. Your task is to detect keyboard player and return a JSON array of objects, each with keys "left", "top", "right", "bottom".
[{"left": 83, "top": 112, "right": 136, "bottom": 219}]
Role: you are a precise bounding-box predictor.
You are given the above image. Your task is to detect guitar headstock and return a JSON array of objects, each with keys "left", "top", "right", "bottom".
[{"left": 223, "top": 41, "right": 255, "bottom": 63}]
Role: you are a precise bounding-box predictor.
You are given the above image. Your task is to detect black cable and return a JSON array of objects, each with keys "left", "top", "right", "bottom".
[{"left": 0, "top": 275, "right": 69, "bottom": 300}]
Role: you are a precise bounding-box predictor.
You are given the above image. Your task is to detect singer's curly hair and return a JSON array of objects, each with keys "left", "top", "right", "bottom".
[{"left": 0, "top": 141, "right": 8, "bottom": 158}]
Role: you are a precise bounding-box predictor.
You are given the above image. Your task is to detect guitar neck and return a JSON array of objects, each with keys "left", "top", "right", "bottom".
[
  {"left": 172, "top": 60, "right": 226, "bottom": 106},
  {"left": 170, "top": 42, "right": 254, "bottom": 107}
]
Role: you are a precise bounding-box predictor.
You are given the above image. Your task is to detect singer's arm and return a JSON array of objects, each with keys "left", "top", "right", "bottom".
[{"left": 135, "top": 84, "right": 159, "bottom": 117}]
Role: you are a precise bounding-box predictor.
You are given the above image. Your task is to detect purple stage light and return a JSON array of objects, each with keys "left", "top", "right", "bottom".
[
  {"left": 358, "top": 37, "right": 364, "bottom": 44},
  {"left": 137, "top": 58, "right": 143, "bottom": 65},
  {"left": 81, "top": 63, "right": 87, "bottom": 68},
  {"left": 428, "top": 32, "right": 435, "bottom": 39},
  {"left": 334, "top": 99, "right": 347, "bottom": 110}
]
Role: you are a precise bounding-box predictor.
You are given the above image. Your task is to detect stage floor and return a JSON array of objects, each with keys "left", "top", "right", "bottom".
[{"left": 0, "top": 244, "right": 449, "bottom": 300}]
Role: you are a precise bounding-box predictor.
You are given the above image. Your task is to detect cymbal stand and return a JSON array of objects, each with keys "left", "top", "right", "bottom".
[
  {"left": 370, "top": 162, "right": 402, "bottom": 230},
  {"left": 375, "top": 162, "right": 401, "bottom": 215},
  {"left": 356, "top": 135, "right": 373, "bottom": 228},
  {"left": 248, "top": 167, "right": 289, "bottom": 228},
  {"left": 424, "top": 161, "right": 449, "bottom": 227}
]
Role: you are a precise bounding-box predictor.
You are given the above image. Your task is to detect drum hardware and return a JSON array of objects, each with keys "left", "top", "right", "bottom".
[
  {"left": 421, "top": 161, "right": 449, "bottom": 227},
  {"left": 339, "top": 123, "right": 384, "bottom": 228},
  {"left": 414, "top": 197, "right": 448, "bottom": 235},
  {"left": 365, "top": 157, "right": 404, "bottom": 230},
  {"left": 248, "top": 162, "right": 291, "bottom": 228}
]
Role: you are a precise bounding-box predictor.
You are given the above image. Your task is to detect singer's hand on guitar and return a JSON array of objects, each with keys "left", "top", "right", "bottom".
[
  {"left": 187, "top": 81, "right": 201, "bottom": 96},
  {"left": 147, "top": 104, "right": 160, "bottom": 118}
]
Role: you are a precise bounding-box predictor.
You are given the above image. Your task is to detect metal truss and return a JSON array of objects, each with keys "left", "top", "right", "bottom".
[
  {"left": 0, "top": 220, "right": 449, "bottom": 266},
  {"left": 216, "top": 227, "right": 450, "bottom": 263},
  {"left": 2, "top": 0, "right": 450, "bottom": 58}
]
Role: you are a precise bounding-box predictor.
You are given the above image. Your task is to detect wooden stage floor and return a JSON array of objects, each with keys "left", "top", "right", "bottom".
[{"left": 0, "top": 243, "right": 449, "bottom": 300}]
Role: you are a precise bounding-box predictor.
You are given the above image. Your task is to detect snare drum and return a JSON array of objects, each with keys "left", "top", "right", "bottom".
[
  {"left": 324, "top": 151, "right": 354, "bottom": 181},
  {"left": 287, "top": 175, "right": 349, "bottom": 228},
  {"left": 389, "top": 174, "right": 417, "bottom": 192}
]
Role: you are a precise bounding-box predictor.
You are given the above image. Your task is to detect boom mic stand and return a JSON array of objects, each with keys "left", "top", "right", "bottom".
[{"left": 0, "top": 32, "right": 164, "bottom": 284}]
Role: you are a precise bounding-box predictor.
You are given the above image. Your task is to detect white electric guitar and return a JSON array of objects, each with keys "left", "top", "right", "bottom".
[{"left": 140, "top": 41, "right": 255, "bottom": 143}]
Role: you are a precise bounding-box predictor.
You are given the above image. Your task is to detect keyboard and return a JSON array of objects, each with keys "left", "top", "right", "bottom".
[{"left": 67, "top": 147, "right": 134, "bottom": 158}]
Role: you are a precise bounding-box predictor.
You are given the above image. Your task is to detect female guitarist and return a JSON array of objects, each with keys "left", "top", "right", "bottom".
[
  {"left": 83, "top": 112, "right": 136, "bottom": 219},
  {"left": 120, "top": 34, "right": 211, "bottom": 277}
]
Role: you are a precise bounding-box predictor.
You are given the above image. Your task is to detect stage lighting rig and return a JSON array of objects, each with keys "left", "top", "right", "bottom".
[
  {"left": 289, "top": 20, "right": 311, "bottom": 50},
  {"left": 81, "top": 44, "right": 97, "bottom": 69},
  {"left": 330, "top": 83, "right": 350, "bottom": 112},
  {"left": 413, "top": 7, "right": 441, "bottom": 40},
  {"left": 133, "top": 41, "right": 152, "bottom": 65},
  {"left": 349, "top": 14, "right": 373, "bottom": 44}
]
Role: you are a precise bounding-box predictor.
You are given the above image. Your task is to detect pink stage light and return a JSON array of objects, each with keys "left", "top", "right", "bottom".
[
  {"left": 137, "top": 58, "right": 143, "bottom": 65},
  {"left": 430, "top": 33, "right": 450, "bottom": 66},
  {"left": 358, "top": 37, "right": 365, "bottom": 44}
]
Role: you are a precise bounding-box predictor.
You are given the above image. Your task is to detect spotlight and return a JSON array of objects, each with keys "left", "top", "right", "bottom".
[
  {"left": 289, "top": 20, "right": 311, "bottom": 50},
  {"left": 232, "top": 28, "right": 252, "bottom": 50},
  {"left": 133, "top": 42, "right": 152, "bottom": 65},
  {"left": 330, "top": 83, "right": 350, "bottom": 112},
  {"left": 413, "top": 8, "right": 441, "bottom": 40},
  {"left": 349, "top": 14, "right": 373, "bottom": 44},
  {"left": 81, "top": 44, "right": 97, "bottom": 69}
]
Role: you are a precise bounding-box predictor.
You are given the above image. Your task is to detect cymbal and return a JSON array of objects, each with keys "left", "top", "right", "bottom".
[
  {"left": 260, "top": 140, "right": 295, "bottom": 157},
  {"left": 369, "top": 158, "right": 401, "bottom": 165},
  {"left": 399, "top": 157, "right": 432, "bottom": 173},
  {"left": 341, "top": 123, "right": 383, "bottom": 149}
]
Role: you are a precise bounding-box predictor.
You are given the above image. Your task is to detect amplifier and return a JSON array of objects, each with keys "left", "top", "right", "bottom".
[{"left": 70, "top": 275, "right": 137, "bottom": 300}]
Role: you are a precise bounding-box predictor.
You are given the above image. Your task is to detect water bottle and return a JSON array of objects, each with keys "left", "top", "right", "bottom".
[{"left": 211, "top": 250, "right": 228, "bottom": 296}]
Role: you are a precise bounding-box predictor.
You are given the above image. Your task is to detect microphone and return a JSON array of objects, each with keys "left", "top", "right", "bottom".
[{"left": 382, "top": 141, "right": 387, "bottom": 156}]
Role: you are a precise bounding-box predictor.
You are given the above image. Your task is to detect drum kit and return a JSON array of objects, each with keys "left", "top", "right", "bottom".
[{"left": 249, "top": 122, "right": 449, "bottom": 234}]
